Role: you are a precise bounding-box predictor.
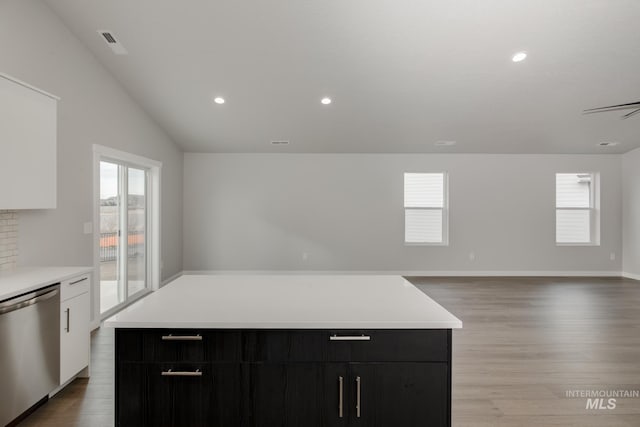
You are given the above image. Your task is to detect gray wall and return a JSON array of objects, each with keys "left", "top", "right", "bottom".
[
  {"left": 0, "top": 0, "right": 183, "bottom": 280},
  {"left": 184, "top": 153, "right": 622, "bottom": 273},
  {"left": 623, "top": 147, "right": 640, "bottom": 278}
]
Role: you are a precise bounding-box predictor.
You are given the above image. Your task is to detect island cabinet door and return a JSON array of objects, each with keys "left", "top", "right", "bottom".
[
  {"left": 245, "top": 363, "right": 347, "bottom": 427},
  {"left": 117, "top": 362, "right": 242, "bottom": 427},
  {"left": 348, "top": 362, "right": 450, "bottom": 427}
]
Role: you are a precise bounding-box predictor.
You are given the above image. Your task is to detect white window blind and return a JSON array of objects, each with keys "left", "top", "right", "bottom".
[
  {"left": 404, "top": 173, "right": 446, "bottom": 244},
  {"left": 556, "top": 173, "right": 593, "bottom": 244}
]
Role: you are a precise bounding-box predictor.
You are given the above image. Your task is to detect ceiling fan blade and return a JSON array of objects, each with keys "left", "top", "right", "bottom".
[
  {"left": 583, "top": 101, "right": 640, "bottom": 113},
  {"left": 621, "top": 108, "right": 640, "bottom": 119}
]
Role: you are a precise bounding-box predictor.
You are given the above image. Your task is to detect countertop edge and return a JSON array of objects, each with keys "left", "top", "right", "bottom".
[
  {"left": 0, "top": 266, "right": 94, "bottom": 301},
  {"left": 103, "top": 321, "right": 463, "bottom": 329}
]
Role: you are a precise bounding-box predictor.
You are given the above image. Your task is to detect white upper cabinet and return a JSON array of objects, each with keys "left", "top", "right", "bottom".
[{"left": 0, "top": 73, "right": 58, "bottom": 209}]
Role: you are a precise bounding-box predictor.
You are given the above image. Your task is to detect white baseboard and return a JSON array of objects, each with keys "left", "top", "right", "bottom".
[
  {"left": 622, "top": 271, "right": 640, "bottom": 281},
  {"left": 161, "top": 271, "right": 184, "bottom": 287},
  {"left": 182, "top": 269, "right": 623, "bottom": 278},
  {"left": 404, "top": 270, "right": 622, "bottom": 277}
]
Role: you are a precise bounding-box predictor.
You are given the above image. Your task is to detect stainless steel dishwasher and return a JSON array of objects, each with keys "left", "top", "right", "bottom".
[{"left": 0, "top": 284, "right": 60, "bottom": 426}]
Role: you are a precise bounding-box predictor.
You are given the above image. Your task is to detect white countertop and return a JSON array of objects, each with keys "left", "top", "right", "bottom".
[
  {"left": 104, "top": 275, "right": 462, "bottom": 329},
  {"left": 0, "top": 266, "right": 93, "bottom": 301}
]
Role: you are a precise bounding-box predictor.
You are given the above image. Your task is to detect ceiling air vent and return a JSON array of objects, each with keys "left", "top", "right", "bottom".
[
  {"left": 598, "top": 141, "right": 619, "bottom": 147},
  {"left": 97, "top": 30, "right": 128, "bottom": 55},
  {"left": 271, "top": 140, "right": 290, "bottom": 146}
]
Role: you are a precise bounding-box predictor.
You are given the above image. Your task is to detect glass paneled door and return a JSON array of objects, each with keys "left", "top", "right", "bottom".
[{"left": 100, "top": 161, "right": 148, "bottom": 315}]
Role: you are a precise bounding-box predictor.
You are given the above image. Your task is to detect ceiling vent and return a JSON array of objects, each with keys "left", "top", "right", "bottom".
[
  {"left": 271, "top": 140, "right": 290, "bottom": 145},
  {"left": 434, "top": 140, "right": 456, "bottom": 146},
  {"left": 598, "top": 141, "right": 619, "bottom": 147},
  {"left": 97, "top": 30, "right": 128, "bottom": 55}
]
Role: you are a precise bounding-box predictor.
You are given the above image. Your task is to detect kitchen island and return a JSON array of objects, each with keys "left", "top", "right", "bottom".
[{"left": 105, "top": 274, "right": 462, "bottom": 427}]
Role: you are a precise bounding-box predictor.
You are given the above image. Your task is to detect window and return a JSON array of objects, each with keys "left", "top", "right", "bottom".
[
  {"left": 555, "top": 173, "right": 599, "bottom": 245},
  {"left": 99, "top": 161, "right": 149, "bottom": 315},
  {"left": 404, "top": 173, "right": 448, "bottom": 244},
  {"left": 94, "top": 144, "right": 162, "bottom": 321}
]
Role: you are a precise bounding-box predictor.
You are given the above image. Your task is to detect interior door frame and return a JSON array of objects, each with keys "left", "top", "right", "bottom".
[{"left": 92, "top": 144, "right": 162, "bottom": 328}]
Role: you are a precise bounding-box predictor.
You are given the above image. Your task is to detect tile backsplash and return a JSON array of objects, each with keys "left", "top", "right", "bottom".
[{"left": 0, "top": 210, "right": 18, "bottom": 271}]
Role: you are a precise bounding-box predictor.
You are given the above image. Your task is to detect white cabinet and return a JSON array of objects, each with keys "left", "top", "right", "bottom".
[
  {"left": 0, "top": 73, "right": 58, "bottom": 209},
  {"left": 60, "top": 274, "right": 90, "bottom": 385}
]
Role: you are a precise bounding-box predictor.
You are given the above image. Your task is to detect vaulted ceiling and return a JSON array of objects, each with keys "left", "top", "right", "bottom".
[{"left": 45, "top": 0, "right": 640, "bottom": 153}]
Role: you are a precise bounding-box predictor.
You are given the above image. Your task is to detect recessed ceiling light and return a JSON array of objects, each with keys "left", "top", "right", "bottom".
[
  {"left": 598, "top": 141, "right": 619, "bottom": 147},
  {"left": 434, "top": 140, "right": 457, "bottom": 146},
  {"left": 213, "top": 97, "right": 225, "bottom": 104},
  {"left": 321, "top": 97, "right": 332, "bottom": 105},
  {"left": 512, "top": 52, "right": 527, "bottom": 62}
]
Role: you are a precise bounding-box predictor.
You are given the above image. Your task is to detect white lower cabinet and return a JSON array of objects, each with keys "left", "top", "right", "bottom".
[{"left": 60, "top": 274, "right": 90, "bottom": 385}]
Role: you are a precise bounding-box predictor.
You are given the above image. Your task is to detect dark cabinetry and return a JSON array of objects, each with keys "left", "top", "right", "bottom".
[
  {"left": 246, "top": 363, "right": 344, "bottom": 427},
  {"left": 116, "top": 330, "right": 243, "bottom": 427},
  {"left": 350, "top": 363, "right": 449, "bottom": 426},
  {"left": 115, "top": 329, "right": 452, "bottom": 427},
  {"left": 118, "top": 363, "right": 241, "bottom": 427}
]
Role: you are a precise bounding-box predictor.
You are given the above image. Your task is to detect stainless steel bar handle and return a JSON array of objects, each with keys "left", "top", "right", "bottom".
[
  {"left": 161, "top": 369, "right": 202, "bottom": 377},
  {"left": 356, "top": 376, "right": 361, "bottom": 418},
  {"left": 69, "top": 277, "right": 88, "bottom": 285},
  {"left": 161, "top": 334, "right": 203, "bottom": 341},
  {"left": 329, "top": 335, "right": 371, "bottom": 341},
  {"left": 0, "top": 286, "right": 59, "bottom": 315},
  {"left": 338, "top": 376, "right": 344, "bottom": 418},
  {"left": 65, "top": 308, "right": 70, "bottom": 333}
]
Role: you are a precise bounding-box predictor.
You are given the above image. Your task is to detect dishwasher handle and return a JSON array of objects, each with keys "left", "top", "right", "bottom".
[{"left": 0, "top": 286, "right": 60, "bottom": 315}]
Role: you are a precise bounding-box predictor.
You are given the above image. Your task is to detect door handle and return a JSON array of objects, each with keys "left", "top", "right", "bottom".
[
  {"left": 65, "top": 308, "right": 70, "bottom": 333},
  {"left": 161, "top": 334, "right": 202, "bottom": 341},
  {"left": 329, "top": 335, "right": 371, "bottom": 341},
  {"left": 338, "top": 376, "right": 344, "bottom": 418},
  {"left": 69, "top": 277, "right": 88, "bottom": 285},
  {"left": 356, "top": 376, "right": 361, "bottom": 418},
  {"left": 161, "top": 369, "right": 202, "bottom": 377},
  {"left": 0, "top": 286, "right": 59, "bottom": 315}
]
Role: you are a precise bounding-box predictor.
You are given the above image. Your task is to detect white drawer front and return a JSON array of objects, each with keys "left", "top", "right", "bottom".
[{"left": 61, "top": 274, "right": 90, "bottom": 301}]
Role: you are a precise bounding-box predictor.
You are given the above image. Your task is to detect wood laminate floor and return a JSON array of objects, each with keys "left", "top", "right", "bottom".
[
  {"left": 18, "top": 276, "right": 640, "bottom": 426},
  {"left": 412, "top": 276, "right": 640, "bottom": 427}
]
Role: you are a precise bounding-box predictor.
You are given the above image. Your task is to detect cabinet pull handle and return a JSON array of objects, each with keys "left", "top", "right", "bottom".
[
  {"left": 329, "top": 335, "right": 371, "bottom": 341},
  {"left": 161, "top": 334, "right": 203, "bottom": 341},
  {"left": 356, "top": 376, "right": 361, "bottom": 418},
  {"left": 338, "top": 376, "right": 344, "bottom": 418},
  {"left": 69, "top": 277, "right": 88, "bottom": 285},
  {"left": 161, "top": 369, "right": 202, "bottom": 377},
  {"left": 65, "top": 308, "right": 70, "bottom": 333}
]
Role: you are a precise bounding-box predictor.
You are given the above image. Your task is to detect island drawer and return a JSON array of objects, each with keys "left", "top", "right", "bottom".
[
  {"left": 245, "top": 329, "right": 450, "bottom": 362},
  {"left": 117, "top": 362, "right": 242, "bottom": 427},
  {"left": 327, "top": 329, "right": 450, "bottom": 362},
  {"left": 116, "top": 329, "right": 242, "bottom": 362}
]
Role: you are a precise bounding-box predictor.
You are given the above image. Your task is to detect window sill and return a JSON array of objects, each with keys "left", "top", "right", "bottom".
[{"left": 556, "top": 242, "right": 600, "bottom": 247}]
